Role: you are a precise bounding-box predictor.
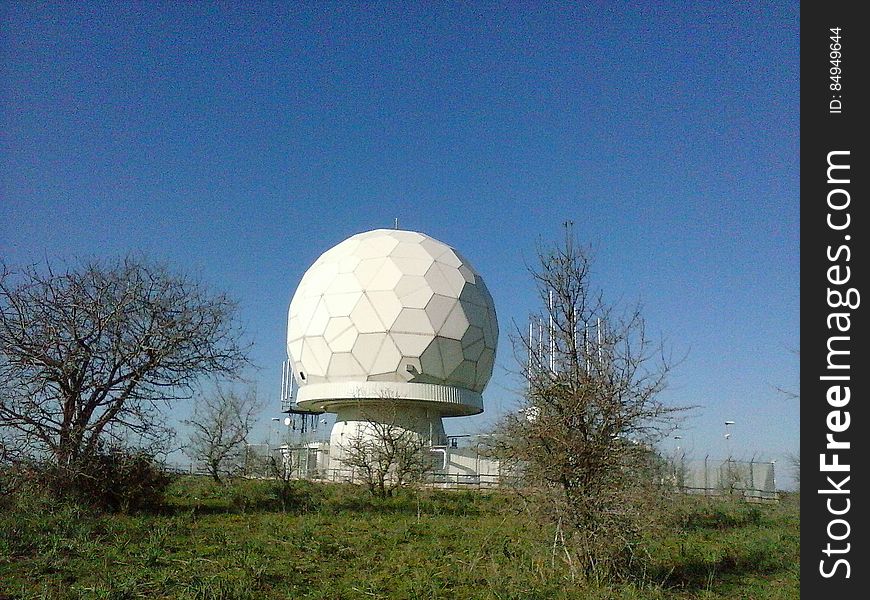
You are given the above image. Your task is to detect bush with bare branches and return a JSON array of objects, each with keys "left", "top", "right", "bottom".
[
  {"left": 184, "top": 385, "right": 261, "bottom": 483},
  {"left": 339, "top": 403, "right": 436, "bottom": 498},
  {"left": 0, "top": 257, "right": 249, "bottom": 483},
  {"left": 492, "top": 225, "right": 689, "bottom": 580}
]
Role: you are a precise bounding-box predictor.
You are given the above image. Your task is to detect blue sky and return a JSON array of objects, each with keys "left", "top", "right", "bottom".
[{"left": 1, "top": 2, "right": 799, "bottom": 486}]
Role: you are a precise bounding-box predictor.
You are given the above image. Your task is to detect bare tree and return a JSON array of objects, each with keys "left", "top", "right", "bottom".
[
  {"left": 339, "top": 402, "right": 435, "bottom": 498},
  {"left": 0, "top": 257, "right": 249, "bottom": 468},
  {"left": 492, "top": 225, "right": 689, "bottom": 580},
  {"left": 184, "top": 386, "right": 261, "bottom": 483}
]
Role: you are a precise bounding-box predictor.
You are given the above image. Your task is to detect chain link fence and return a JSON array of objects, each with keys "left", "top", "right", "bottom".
[
  {"left": 169, "top": 445, "right": 778, "bottom": 501},
  {"left": 670, "top": 456, "right": 778, "bottom": 502}
]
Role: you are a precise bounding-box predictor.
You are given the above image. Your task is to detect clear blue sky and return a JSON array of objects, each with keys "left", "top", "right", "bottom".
[{"left": 1, "top": 2, "right": 799, "bottom": 486}]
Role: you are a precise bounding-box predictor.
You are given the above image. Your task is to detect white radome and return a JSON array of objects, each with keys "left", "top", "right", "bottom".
[{"left": 287, "top": 229, "right": 498, "bottom": 417}]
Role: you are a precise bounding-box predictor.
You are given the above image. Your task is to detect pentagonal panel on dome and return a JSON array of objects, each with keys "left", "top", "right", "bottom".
[
  {"left": 287, "top": 315, "right": 302, "bottom": 343},
  {"left": 459, "top": 278, "right": 489, "bottom": 308},
  {"left": 395, "top": 276, "right": 433, "bottom": 309},
  {"left": 423, "top": 262, "right": 454, "bottom": 297},
  {"left": 461, "top": 325, "right": 484, "bottom": 347},
  {"left": 394, "top": 274, "right": 428, "bottom": 298},
  {"left": 475, "top": 276, "right": 494, "bottom": 301},
  {"left": 289, "top": 295, "right": 321, "bottom": 333},
  {"left": 353, "top": 229, "right": 382, "bottom": 240}
]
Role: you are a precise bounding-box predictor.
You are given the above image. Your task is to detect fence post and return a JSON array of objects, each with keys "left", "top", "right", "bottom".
[{"left": 703, "top": 455, "right": 709, "bottom": 495}]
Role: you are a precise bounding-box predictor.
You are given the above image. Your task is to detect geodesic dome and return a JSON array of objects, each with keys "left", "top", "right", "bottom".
[{"left": 287, "top": 229, "right": 498, "bottom": 413}]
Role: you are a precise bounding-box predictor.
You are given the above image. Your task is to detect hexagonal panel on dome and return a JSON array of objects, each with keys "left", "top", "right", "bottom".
[
  {"left": 425, "top": 294, "right": 456, "bottom": 331},
  {"left": 286, "top": 229, "right": 498, "bottom": 395},
  {"left": 390, "top": 241, "right": 435, "bottom": 262},
  {"left": 352, "top": 257, "right": 386, "bottom": 287},
  {"left": 367, "top": 290, "right": 403, "bottom": 328},
  {"left": 352, "top": 332, "right": 386, "bottom": 372}
]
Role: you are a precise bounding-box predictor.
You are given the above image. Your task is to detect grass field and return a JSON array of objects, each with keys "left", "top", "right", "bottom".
[{"left": 0, "top": 477, "right": 799, "bottom": 599}]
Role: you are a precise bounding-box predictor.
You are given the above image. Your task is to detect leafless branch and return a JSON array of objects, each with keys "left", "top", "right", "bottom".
[{"left": 0, "top": 256, "right": 250, "bottom": 466}]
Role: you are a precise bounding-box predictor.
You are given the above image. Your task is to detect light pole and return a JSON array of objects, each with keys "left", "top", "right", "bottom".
[{"left": 270, "top": 417, "right": 281, "bottom": 449}]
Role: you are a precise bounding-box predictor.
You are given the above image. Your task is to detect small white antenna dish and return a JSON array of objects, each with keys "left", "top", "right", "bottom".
[{"left": 283, "top": 417, "right": 292, "bottom": 427}]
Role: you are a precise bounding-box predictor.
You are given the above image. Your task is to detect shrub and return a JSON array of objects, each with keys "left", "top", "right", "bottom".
[{"left": 18, "top": 446, "right": 173, "bottom": 512}]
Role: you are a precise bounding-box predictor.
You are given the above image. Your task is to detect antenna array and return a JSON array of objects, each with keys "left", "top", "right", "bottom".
[
  {"left": 527, "top": 293, "right": 603, "bottom": 386},
  {"left": 280, "top": 359, "right": 323, "bottom": 434}
]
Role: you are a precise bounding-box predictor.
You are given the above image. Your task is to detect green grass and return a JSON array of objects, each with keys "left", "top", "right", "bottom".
[{"left": 0, "top": 478, "right": 799, "bottom": 599}]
